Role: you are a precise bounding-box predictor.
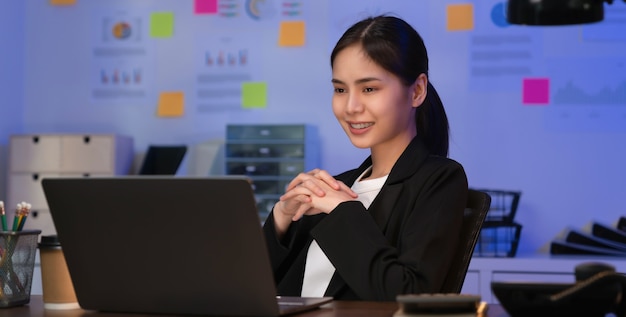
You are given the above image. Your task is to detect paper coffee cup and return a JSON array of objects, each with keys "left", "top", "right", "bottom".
[{"left": 38, "top": 235, "right": 80, "bottom": 310}]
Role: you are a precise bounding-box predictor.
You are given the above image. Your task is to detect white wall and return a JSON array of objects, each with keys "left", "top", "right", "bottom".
[
  {"left": 0, "top": 0, "right": 25, "bottom": 199},
  {"left": 10, "top": 0, "right": 626, "bottom": 255}
]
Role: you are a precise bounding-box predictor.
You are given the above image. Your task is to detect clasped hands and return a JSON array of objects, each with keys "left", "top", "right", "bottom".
[{"left": 276, "top": 169, "right": 358, "bottom": 223}]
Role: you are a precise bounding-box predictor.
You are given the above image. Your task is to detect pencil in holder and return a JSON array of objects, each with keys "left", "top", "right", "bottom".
[{"left": 0, "top": 230, "right": 42, "bottom": 308}]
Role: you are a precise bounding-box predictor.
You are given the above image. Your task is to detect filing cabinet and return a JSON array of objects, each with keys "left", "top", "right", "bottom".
[
  {"left": 6, "top": 134, "right": 134, "bottom": 235},
  {"left": 465, "top": 257, "right": 626, "bottom": 304},
  {"left": 225, "top": 125, "right": 319, "bottom": 221}
]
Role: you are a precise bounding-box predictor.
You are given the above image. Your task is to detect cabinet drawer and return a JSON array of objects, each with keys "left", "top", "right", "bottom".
[
  {"left": 251, "top": 180, "right": 289, "bottom": 195},
  {"left": 256, "top": 197, "right": 278, "bottom": 217},
  {"left": 9, "top": 135, "right": 62, "bottom": 172},
  {"left": 492, "top": 272, "right": 575, "bottom": 283},
  {"left": 227, "top": 125, "right": 305, "bottom": 140},
  {"left": 461, "top": 270, "right": 480, "bottom": 295},
  {"left": 21, "top": 209, "right": 57, "bottom": 236},
  {"left": 226, "top": 143, "right": 304, "bottom": 159},
  {"left": 7, "top": 173, "right": 62, "bottom": 210},
  {"left": 60, "top": 135, "right": 115, "bottom": 173},
  {"left": 226, "top": 161, "right": 303, "bottom": 176},
  {"left": 7, "top": 173, "right": 111, "bottom": 211}
]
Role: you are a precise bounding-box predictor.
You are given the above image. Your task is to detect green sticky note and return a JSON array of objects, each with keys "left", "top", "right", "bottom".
[
  {"left": 242, "top": 82, "right": 267, "bottom": 108},
  {"left": 150, "top": 12, "right": 174, "bottom": 38}
]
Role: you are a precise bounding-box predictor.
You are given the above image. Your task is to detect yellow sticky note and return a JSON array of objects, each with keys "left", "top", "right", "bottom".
[
  {"left": 150, "top": 12, "right": 174, "bottom": 38},
  {"left": 278, "top": 21, "right": 305, "bottom": 47},
  {"left": 157, "top": 92, "right": 184, "bottom": 117},
  {"left": 50, "top": 0, "right": 76, "bottom": 5},
  {"left": 447, "top": 3, "right": 474, "bottom": 31},
  {"left": 242, "top": 82, "right": 267, "bottom": 108}
]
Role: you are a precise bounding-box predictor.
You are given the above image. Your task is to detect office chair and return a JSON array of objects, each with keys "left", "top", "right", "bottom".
[{"left": 440, "top": 189, "right": 491, "bottom": 293}]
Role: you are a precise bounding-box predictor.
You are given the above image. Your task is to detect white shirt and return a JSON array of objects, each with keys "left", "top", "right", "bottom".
[{"left": 301, "top": 167, "right": 388, "bottom": 297}]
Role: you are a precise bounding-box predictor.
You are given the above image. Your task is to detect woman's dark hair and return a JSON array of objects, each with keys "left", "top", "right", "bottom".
[{"left": 330, "top": 15, "right": 450, "bottom": 157}]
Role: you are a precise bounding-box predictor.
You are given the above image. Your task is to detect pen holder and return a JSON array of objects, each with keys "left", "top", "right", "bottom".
[{"left": 0, "top": 230, "right": 42, "bottom": 308}]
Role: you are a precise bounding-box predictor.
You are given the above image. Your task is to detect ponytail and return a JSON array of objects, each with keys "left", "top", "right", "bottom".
[{"left": 416, "top": 82, "right": 449, "bottom": 157}]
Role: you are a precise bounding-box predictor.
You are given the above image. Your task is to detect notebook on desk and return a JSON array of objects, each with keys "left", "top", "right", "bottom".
[{"left": 41, "top": 176, "right": 332, "bottom": 316}]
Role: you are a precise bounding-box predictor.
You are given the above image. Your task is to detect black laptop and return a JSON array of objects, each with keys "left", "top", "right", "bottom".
[{"left": 42, "top": 176, "right": 332, "bottom": 316}]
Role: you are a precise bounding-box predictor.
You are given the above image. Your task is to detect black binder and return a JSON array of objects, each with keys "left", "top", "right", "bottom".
[
  {"left": 591, "top": 222, "right": 626, "bottom": 245},
  {"left": 550, "top": 240, "right": 626, "bottom": 256},
  {"left": 565, "top": 229, "right": 626, "bottom": 252}
]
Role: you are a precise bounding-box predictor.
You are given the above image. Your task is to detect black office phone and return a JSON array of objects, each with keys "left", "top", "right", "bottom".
[{"left": 492, "top": 262, "right": 626, "bottom": 317}]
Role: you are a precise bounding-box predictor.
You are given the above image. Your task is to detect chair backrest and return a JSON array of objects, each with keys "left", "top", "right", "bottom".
[{"left": 440, "top": 189, "right": 491, "bottom": 293}]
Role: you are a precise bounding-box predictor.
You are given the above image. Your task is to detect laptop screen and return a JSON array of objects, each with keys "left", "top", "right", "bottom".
[{"left": 42, "top": 176, "right": 288, "bottom": 316}]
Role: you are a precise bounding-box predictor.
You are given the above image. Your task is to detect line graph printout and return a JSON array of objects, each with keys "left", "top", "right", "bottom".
[{"left": 545, "top": 57, "right": 626, "bottom": 132}]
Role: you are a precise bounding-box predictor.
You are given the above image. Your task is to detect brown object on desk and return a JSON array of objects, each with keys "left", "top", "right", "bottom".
[
  {"left": 0, "top": 296, "right": 509, "bottom": 317},
  {"left": 38, "top": 235, "right": 79, "bottom": 310}
]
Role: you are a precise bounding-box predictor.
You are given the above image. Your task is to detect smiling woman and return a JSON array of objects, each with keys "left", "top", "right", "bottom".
[{"left": 262, "top": 15, "right": 469, "bottom": 301}]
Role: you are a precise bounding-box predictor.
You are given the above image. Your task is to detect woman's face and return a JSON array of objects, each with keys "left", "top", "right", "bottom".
[{"left": 331, "top": 44, "right": 426, "bottom": 151}]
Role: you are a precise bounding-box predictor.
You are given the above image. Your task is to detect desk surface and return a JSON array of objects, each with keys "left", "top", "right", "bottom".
[{"left": 0, "top": 295, "right": 508, "bottom": 317}]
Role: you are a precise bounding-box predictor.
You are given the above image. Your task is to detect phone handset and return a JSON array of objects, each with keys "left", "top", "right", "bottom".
[{"left": 551, "top": 262, "right": 626, "bottom": 317}]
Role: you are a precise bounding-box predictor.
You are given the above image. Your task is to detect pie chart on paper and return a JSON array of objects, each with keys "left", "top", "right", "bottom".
[
  {"left": 246, "top": 0, "right": 276, "bottom": 20},
  {"left": 491, "top": 2, "right": 510, "bottom": 28},
  {"left": 112, "top": 22, "right": 132, "bottom": 39}
]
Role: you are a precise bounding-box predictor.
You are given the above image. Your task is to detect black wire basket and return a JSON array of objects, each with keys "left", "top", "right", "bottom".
[
  {"left": 471, "top": 189, "right": 523, "bottom": 257},
  {"left": 0, "top": 230, "right": 41, "bottom": 308},
  {"left": 474, "top": 222, "right": 522, "bottom": 257}
]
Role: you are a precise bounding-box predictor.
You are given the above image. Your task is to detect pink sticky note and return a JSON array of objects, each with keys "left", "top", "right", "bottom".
[
  {"left": 522, "top": 78, "right": 550, "bottom": 105},
  {"left": 195, "top": 0, "right": 218, "bottom": 14}
]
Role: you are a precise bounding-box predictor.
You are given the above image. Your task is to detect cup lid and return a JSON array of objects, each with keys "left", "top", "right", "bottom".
[{"left": 39, "top": 235, "right": 61, "bottom": 248}]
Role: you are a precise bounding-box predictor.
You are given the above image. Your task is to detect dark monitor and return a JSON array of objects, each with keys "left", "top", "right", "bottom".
[{"left": 138, "top": 145, "right": 187, "bottom": 175}]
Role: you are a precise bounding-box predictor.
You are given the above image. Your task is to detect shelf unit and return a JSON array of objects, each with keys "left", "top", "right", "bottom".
[
  {"left": 224, "top": 124, "right": 318, "bottom": 221},
  {"left": 6, "top": 134, "right": 134, "bottom": 236}
]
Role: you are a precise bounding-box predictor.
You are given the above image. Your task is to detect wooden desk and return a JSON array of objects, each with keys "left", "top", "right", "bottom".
[{"left": 0, "top": 295, "right": 508, "bottom": 317}]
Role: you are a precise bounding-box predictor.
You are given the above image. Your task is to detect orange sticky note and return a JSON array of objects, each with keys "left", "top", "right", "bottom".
[
  {"left": 157, "top": 92, "right": 185, "bottom": 117},
  {"left": 50, "top": 0, "right": 76, "bottom": 5},
  {"left": 278, "top": 21, "right": 305, "bottom": 47},
  {"left": 447, "top": 3, "right": 474, "bottom": 31}
]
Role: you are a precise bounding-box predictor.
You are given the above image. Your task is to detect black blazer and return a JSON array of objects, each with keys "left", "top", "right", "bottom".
[{"left": 263, "top": 137, "right": 468, "bottom": 301}]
